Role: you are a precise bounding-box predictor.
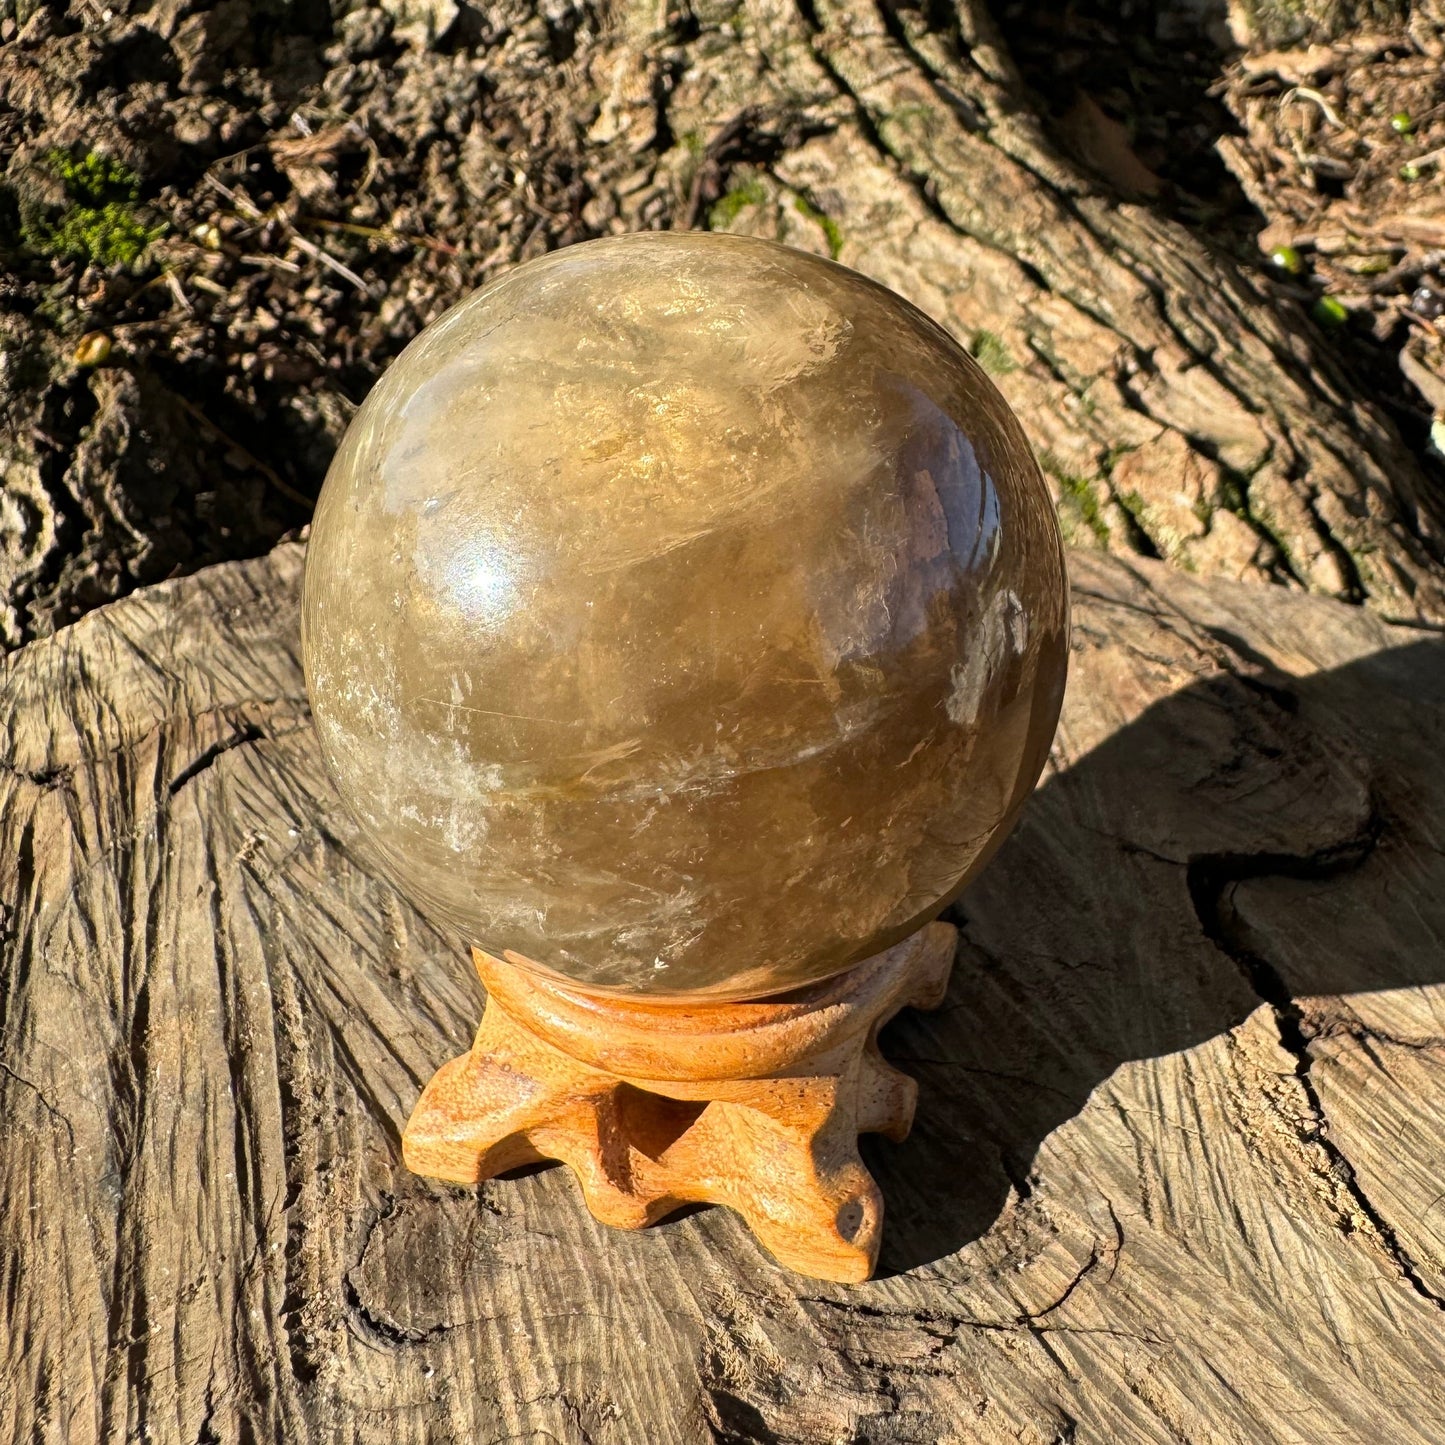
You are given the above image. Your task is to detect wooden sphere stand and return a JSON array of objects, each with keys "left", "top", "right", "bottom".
[{"left": 402, "top": 922, "right": 958, "bottom": 1283}]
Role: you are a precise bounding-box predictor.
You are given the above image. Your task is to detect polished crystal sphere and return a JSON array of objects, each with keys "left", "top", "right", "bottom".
[{"left": 302, "top": 233, "right": 1068, "bottom": 1000}]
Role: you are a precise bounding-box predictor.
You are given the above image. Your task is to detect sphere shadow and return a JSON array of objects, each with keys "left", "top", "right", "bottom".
[{"left": 865, "top": 634, "right": 1445, "bottom": 1275}]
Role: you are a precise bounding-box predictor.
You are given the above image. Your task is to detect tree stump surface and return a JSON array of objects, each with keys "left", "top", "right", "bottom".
[{"left": 3, "top": 543, "right": 1444, "bottom": 1443}]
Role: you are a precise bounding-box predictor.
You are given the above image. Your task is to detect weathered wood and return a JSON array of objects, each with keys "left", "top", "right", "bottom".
[{"left": 3, "top": 543, "right": 1444, "bottom": 1443}]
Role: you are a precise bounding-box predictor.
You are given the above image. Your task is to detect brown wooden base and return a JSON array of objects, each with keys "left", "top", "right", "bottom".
[{"left": 402, "top": 922, "right": 958, "bottom": 1282}]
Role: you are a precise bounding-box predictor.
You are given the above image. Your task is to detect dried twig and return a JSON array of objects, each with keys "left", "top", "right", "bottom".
[
  {"left": 1403, "top": 142, "right": 1445, "bottom": 173},
  {"left": 298, "top": 215, "right": 461, "bottom": 257},
  {"left": 1281, "top": 85, "right": 1346, "bottom": 130},
  {"left": 204, "top": 174, "right": 371, "bottom": 293},
  {"left": 240, "top": 253, "right": 304, "bottom": 274},
  {"left": 171, "top": 393, "right": 314, "bottom": 508},
  {"left": 164, "top": 271, "right": 192, "bottom": 314}
]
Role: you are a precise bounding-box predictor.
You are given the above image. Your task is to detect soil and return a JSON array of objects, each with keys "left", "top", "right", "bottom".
[{"left": 2, "top": 0, "right": 1444, "bottom": 647}]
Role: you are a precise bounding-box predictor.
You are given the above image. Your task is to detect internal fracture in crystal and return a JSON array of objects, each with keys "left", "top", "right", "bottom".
[{"left": 302, "top": 233, "right": 1069, "bottom": 1000}]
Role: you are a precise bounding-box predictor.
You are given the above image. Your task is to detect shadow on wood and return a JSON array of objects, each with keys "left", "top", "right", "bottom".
[{"left": 870, "top": 630, "right": 1445, "bottom": 1277}]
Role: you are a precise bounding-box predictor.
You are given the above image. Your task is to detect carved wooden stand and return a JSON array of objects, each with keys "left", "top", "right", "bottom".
[{"left": 402, "top": 922, "right": 958, "bottom": 1282}]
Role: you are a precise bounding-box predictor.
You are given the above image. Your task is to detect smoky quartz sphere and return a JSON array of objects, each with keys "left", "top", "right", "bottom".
[{"left": 302, "top": 233, "right": 1068, "bottom": 1001}]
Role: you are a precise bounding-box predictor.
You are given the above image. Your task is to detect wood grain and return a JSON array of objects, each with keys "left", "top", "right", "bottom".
[{"left": 3, "top": 543, "right": 1443, "bottom": 1443}]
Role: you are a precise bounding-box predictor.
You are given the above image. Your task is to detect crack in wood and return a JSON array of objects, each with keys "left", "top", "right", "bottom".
[
  {"left": 0, "top": 1057, "right": 77, "bottom": 1148},
  {"left": 166, "top": 724, "right": 266, "bottom": 797},
  {"left": 1187, "top": 818, "right": 1445, "bottom": 1312}
]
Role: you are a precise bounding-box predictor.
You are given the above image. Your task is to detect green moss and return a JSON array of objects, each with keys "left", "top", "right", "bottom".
[
  {"left": 1240, "top": 493, "right": 1299, "bottom": 577},
  {"left": 791, "top": 195, "right": 844, "bottom": 261},
  {"left": 968, "top": 329, "right": 1016, "bottom": 376},
  {"left": 708, "top": 177, "right": 767, "bottom": 231},
  {"left": 1107, "top": 478, "right": 1167, "bottom": 556},
  {"left": 1099, "top": 443, "right": 1135, "bottom": 475},
  {"left": 1043, "top": 454, "right": 1110, "bottom": 547},
  {"left": 49, "top": 151, "right": 137, "bottom": 206},
  {"left": 22, "top": 150, "right": 164, "bottom": 268},
  {"left": 1117, "top": 488, "right": 1148, "bottom": 524},
  {"left": 42, "top": 203, "right": 160, "bottom": 267}
]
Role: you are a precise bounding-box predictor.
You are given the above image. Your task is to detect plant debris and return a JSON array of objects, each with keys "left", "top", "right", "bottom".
[
  {"left": 1216, "top": 19, "right": 1445, "bottom": 453},
  {"left": 0, "top": 0, "right": 638, "bottom": 646}
]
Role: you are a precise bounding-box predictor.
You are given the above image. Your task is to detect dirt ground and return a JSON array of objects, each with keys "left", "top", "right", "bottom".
[{"left": 2, "top": 0, "right": 1443, "bottom": 646}]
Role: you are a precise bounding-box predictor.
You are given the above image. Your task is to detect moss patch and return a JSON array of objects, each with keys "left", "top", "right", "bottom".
[
  {"left": 707, "top": 177, "right": 767, "bottom": 231},
  {"left": 791, "top": 195, "right": 844, "bottom": 260},
  {"left": 23, "top": 151, "right": 163, "bottom": 268},
  {"left": 969, "top": 329, "right": 1017, "bottom": 376},
  {"left": 1116, "top": 488, "right": 1148, "bottom": 525},
  {"left": 1043, "top": 453, "right": 1110, "bottom": 547}
]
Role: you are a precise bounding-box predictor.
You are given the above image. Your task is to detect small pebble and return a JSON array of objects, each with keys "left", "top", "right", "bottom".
[
  {"left": 73, "top": 332, "right": 112, "bottom": 367},
  {"left": 1410, "top": 283, "right": 1445, "bottom": 322}
]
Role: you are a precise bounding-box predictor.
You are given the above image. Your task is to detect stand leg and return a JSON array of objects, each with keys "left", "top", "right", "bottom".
[{"left": 402, "top": 923, "right": 958, "bottom": 1283}]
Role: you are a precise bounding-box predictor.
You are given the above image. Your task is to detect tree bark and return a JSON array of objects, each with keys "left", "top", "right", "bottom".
[
  {"left": 3, "top": 0, "right": 1445, "bottom": 643},
  {"left": 652, "top": 0, "right": 1445, "bottom": 619}
]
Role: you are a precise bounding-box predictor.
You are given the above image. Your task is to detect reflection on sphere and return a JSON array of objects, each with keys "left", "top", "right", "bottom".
[{"left": 302, "top": 233, "right": 1068, "bottom": 1000}]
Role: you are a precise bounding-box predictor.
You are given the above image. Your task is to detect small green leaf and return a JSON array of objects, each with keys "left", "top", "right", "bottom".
[
  {"left": 1269, "top": 244, "right": 1304, "bottom": 275},
  {"left": 73, "top": 331, "right": 112, "bottom": 367}
]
